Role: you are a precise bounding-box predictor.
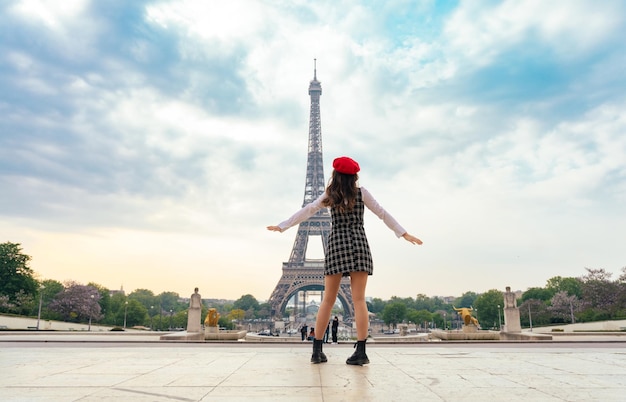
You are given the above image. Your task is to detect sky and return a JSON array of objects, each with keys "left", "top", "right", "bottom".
[{"left": 1, "top": 0, "right": 625, "bottom": 302}]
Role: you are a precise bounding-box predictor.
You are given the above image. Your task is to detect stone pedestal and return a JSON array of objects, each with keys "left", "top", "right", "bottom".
[
  {"left": 503, "top": 308, "right": 521, "bottom": 333},
  {"left": 399, "top": 324, "right": 408, "bottom": 336},
  {"left": 205, "top": 326, "right": 219, "bottom": 336},
  {"left": 462, "top": 324, "right": 479, "bottom": 333},
  {"left": 187, "top": 308, "right": 202, "bottom": 333}
]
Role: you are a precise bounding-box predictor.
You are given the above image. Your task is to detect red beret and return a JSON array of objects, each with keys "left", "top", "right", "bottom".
[{"left": 332, "top": 156, "right": 360, "bottom": 175}]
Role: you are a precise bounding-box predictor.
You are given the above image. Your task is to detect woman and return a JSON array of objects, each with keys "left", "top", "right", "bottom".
[{"left": 268, "top": 156, "right": 422, "bottom": 365}]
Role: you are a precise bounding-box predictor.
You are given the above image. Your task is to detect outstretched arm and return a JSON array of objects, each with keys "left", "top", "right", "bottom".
[
  {"left": 362, "top": 187, "right": 422, "bottom": 245},
  {"left": 267, "top": 193, "right": 328, "bottom": 234}
]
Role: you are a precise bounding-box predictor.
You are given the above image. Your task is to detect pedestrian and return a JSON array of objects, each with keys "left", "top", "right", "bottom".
[
  {"left": 300, "top": 324, "right": 308, "bottom": 342},
  {"left": 308, "top": 327, "right": 315, "bottom": 341},
  {"left": 323, "top": 322, "right": 330, "bottom": 343},
  {"left": 268, "top": 156, "right": 422, "bottom": 365},
  {"left": 331, "top": 316, "right": 339, "bottom": 344}
]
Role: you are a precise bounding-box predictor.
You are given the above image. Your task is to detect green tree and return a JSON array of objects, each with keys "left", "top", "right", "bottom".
[
  {"left": 407, "top": 309, "right": 433, "bottom": 329},
  {"left": 617, "top": 267, "right": 626, "bottom": 318},
  {"left": 88, "top": 282, "right": 111, "bottom": 321},
  {"left": 124, "top": 299, "right": 148, "bottom": 328},
  {"left": 40, "top": 279, "right": 64, "bottom": 321},
  {"left": 519, "top": 299, "right": 550, "bottom": 327},
  {"left": 414, "top": 294, "right": 435, "bottom": 311},
  {"left": 389, "top": 296, "right": 415, "bottom": 309},
  {"left": 106, "top": 292, "right": 126, "bottom": 326},
  {"left": 218, "top": 316, "right": 234, "bottom": 330},
  {"left": 147, "top": 292, "right": 183, "bottom": 328},
  {"left": 257, "top": 302, "right": 271, "bottom": 319},
  {"left": 228, "top": 309, "right": 246, "bottom": 321},
  {"left": 382, "top": 302, "right": 406, "bottom": 328},
  {"left": 368, "top": 298, "right": 386, "bottom": 314},
  {"left": 0, "top": 242, "right": 38, "bottom": 301},
  {"left": 521, "top": 287, "right": 553, "bottom": 302},
  {"left": 233, "top": 294, "right": 260, "bottom": 312},
  {"left": 129, "top": 289, "right": 157, "bottom": 310},
  {"left": 545, "top": 276, "right": 582, "bottom": 298},
  {"left": 12, "top": 290, "right": 35, "bottom": 315},
  {"left": 474, "top": 289, "right": 504, "bottom": 330},
  {"left": 454, "top": 291, "right": 478, "bottom": 308}
]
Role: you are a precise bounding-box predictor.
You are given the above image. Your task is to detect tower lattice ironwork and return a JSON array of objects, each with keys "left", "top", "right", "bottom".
[{"left": 268, "top": 62, "right": 354, "bottom": 320}]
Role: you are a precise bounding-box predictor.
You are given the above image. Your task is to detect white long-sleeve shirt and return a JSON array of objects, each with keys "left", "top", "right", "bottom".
[{"left": 278, "top": 186, "right": 407, "bottom": 237}]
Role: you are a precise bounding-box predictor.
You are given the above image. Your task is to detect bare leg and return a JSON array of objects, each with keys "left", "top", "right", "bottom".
[
  {"left": 315, "top": 274, "right": 342, "bottom": 340},
  {"left": 349, "top": 271, "right": 369, "bottom": 340}
]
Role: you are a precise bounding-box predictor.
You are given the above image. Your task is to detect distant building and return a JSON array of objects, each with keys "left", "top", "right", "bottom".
[{"left": 108, "top": 285, "right": 125, "bottom": 297}]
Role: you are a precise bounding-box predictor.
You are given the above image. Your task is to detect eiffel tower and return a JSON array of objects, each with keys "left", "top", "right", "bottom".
[{"left": 268, "top": 62, "right": 354, "bottom": 320}]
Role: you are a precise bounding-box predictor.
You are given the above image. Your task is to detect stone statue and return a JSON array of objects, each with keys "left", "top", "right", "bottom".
[
  {"left": 205, "top": 308, "right": 220, "bottom": 327},
  {"left": 502, "top": 286, "right": 521, "bottom": 333},
  {"left": 504, "top": 286, "right": 517, "bottom": 308},
  {"left": 186, "top": 288, "right": 202, "bottom": 333},
  {"left": 453, "top": 306, "right": 479, "bottom": 327}
]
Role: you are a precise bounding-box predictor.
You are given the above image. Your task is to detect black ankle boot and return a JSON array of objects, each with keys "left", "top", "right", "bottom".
[
  {"left": 311, "top": 339, "right": 328, "bottom": 364},
  {"left": 346, "top": 340, "right": 369, "bottom": 365}
]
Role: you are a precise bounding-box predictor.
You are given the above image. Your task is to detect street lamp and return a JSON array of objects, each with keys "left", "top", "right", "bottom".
[
  {"left": 443, "top": 312, "right": 447, "bottom": 330},
  {"left": 36, "top": 285, "right": 45, "bottom": 331},
  {"left": 497, "top": 305, "right": 502, "bottom": 330},
  {"left": 123, "top": 301, "right": 128, "bottom": 329},
  {"left": 528, "top": 304, "right": 533, "bottom": 332},
  {"left": 88, "top": 294, "right": 95, "bottom": 331},
  {"left": 150, "top": 306, "right": 154, "bottom": 330},
  {"left": 169, "top": 309, "right": 173, "bottom": 331}
]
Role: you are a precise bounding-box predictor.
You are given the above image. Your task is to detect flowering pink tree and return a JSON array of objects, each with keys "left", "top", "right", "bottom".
[
  {"left": 48, "top": 281, "right": 102, "bottom": 323},
  {"left": 579, "top": 268, "right": 619, "bottom": 320},
  {"left": 548, "top": 291, "right": 581, "bottom": 323}
]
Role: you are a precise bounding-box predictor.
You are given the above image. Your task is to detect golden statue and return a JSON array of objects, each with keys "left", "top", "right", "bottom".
[
  {"left": 453, "top": 306, "right": 479, "bottom": 326},
  {"left": 204, "top": 308, "right": 220, "bottom": 327}
]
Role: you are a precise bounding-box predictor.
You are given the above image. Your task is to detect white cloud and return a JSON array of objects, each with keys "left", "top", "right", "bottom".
[
  {"left": 2, "top": 0, "right": 625, "bottom": 300},
  {"left": 444, "top": 0, "right": 625, "bottom": 65},
  {"left": 9, "top": 0, "right": 102, "bottom": 58}
]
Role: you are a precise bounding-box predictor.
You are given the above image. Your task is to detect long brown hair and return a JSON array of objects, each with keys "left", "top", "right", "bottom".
[{"left": 323, "top": 170, "right": 358, "bottom": 213}]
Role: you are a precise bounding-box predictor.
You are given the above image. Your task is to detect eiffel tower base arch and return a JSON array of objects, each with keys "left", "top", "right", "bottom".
[{"left": 269, "top": 262, "right": 354, "bottom": 320}]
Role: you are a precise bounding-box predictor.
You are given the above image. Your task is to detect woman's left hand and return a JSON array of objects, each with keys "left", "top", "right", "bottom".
[{"left": 402, "top": 233, "right": 423, "bottom": 245}]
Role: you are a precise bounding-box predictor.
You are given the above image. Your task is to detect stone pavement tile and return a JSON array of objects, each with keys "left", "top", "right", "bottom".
[
  {"left": 82, "top": 386, "right": 216, "bottom": 401},
  {"left": 425, "top": 387, "right": 563, "bottom": 401},
  {"left": 0, "top": 387, "right": 106, "bottom": 402},
  {"left": 590, "top": 373, "right": 626, "bottom": 387},
  {"left": 318, "top": 365, "right": 444, "bottom": 402},
  {"left": 539, "top": 387, "right": 626, "bottom": 402},
  {"left": 507, "top": 374, "right": 596, "bottom": 389},
  {"left": 321, "top": 385, "right": 443, "bottom": 402},
  {"left": 133, "top": 356, "right": 255, "bottom": 387},
  {"left": 221, "top": 363, "right": 322, "bottom": 388},
  {"left": 199, "top": 386, "right": 322, "bottom": 401}
]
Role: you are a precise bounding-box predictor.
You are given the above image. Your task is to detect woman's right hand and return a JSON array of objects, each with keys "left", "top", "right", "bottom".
[{"left": 267, "top": 226, "right": 283, "bottom": 232}]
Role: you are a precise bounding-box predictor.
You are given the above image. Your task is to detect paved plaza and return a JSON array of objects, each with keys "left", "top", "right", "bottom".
[{"left": 1, "top": 333, "right": 625, "bottom": 401}]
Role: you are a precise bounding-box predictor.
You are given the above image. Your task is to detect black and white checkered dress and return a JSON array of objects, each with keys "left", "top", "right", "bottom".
[
  {"left": 325, "top": 188, "right": 374, "bottom": 276},
  {"left": 277, "top": 186, "right": 407, "bottom": 276}
]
